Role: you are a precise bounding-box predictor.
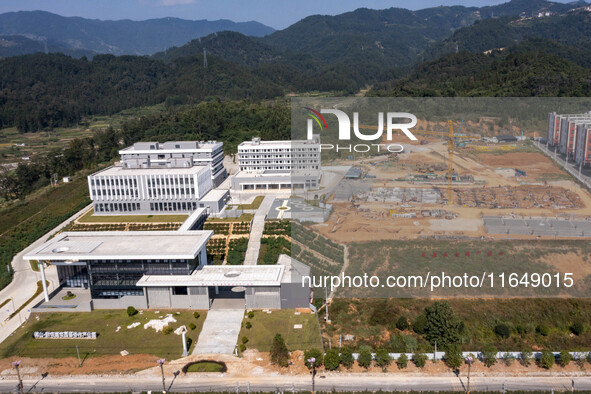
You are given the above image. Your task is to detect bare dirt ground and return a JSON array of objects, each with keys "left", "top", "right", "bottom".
[
  {"left": 320, "top": 142, "right": 591, "bottom": 243},
  {"left": 542, "top": 252, "right": 591, "bottom": 278}
]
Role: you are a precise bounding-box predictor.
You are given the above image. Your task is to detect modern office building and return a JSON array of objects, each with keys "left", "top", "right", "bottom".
[
  {"left": 88, "top": 165, "right": 216, "bottom": 214},
  {"left": 24, "top": 232, "right": 311, "bottom": 311},
  {"left": 232, "top": 136, "right": 321, "bottom": 191},
  {"left": 88, "top": 140, "right": 230, "bottom": 215},
  {"left": 119, "top": 141, "right": 227, "bottom": 186}
]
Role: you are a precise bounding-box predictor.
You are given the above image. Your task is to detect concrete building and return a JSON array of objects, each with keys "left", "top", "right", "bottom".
[
  {"left": 547, "top": 112, "right": 591, "bottom": 150},
  {"left": 24, "top": 232, "right": 311, "bottom": 311},
  {"left": 232, "top": 136, "right": 321, "bottom": 191},
  {"left": 119, "top": 141, "right": 227, "bottom": 187},
  {"left": 88, "top": 140, "right": 230, "bottom": 215},
  {"left": 88, "top": 165, "right": 215, "bottom": 214},
  {"left": 574, "top": 123, "right": 591, "bottom": 167}
]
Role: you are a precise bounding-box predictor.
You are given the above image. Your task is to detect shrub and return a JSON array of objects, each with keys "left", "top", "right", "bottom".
[
  {"left": 503, "top": 352, "right": 515, "bottom": 366},
  {"left": 189, "top": 323, "right": 196, "bottom": 330},
  {"left": 520, "top": 348, "right": 533, "bottom": 366},
  {"left": 247, "top": 311, "right": 255, "bottom": 319},
  {"left": 357, "top": 346, "right": 373, "bottom": 369},
  {"left": 163, "top": 326, "right": 173, "bottom": 335},
  {"left": 387, "top": 334, "right": 417, "bottom": 353},
  {"left": 444, "top": 345, "right": 463, "bottom": 370},
  {"left": 396, "top": 316, "right": 409, "bottom": 331},
  {"left": 494, "top": 323, "right": 511, "bottom": 339},
  {"left": 539, "top": 350, "right": 555, "bottom": 369},
  {"left": 559, "top": 350, "right": 572, "bottom": 367},
  {"left": 397, "top": 353, "right": 408, "bottom": 369},
  {"left": 126, "top": 306, "right": 138, "bottom": 317},
  {"left": 412, "top": 352, "right": 428, "bottom": 368},
  {"left": 241, "top": 336, "right": 248, "bottom": 344},
  {"left": 239, "top": 344, "right": 246, "bottom": 352},
  {"left": 536, "top": 324, "right": 550, "bottom": 336},
  {"left": 245, "top": 321, "right": 252, "bottom": 329},
  {"left": 340, "top": 347, "right": 354, "bottom": 369},
  {"left": 412, "top": 314, "right": 427, "bottom": 334},
  {"left": 571, "top": 321, "right": 584, "bottom": 336},
  {"left": 270, "top": 334, "right": 289, "bottom": 367},
  {"left": 375, "top": 348, "right": 391, "bottom": 370},
  {"left": 324, "top": 349, "right": 341, "bottom": 371},
  {"left": 482, "top": 344, "right": 498, "bottom": 367},
  {"left": 425, "top": 302, "right": 463, "bottom": 347},
  {"left": 304, "top": 348, "right": 324, "bottom": 369},
  {"left": 193, "top": 312, "right": 200, "bottom": 319}
]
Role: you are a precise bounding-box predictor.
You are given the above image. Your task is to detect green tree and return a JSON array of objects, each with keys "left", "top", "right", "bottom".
[
  {"left": 357, "top": 346, "right": 373, "bottom": 369},
  {"left": 494, "top": 323, "right": 511, "bottom": 339},
  {"left": 304, "top": 348, "right": 323, "bottom": 369},
  {"left": 520, "top": 348, "right": 533, "bottom": 366},
  {"left": 340, "top": 347, "right": 354, "bottom": 369},
  {"left": 559, "top": 350, "right": 572, "bottom": 367},
  {"left": 126, "top": 306, "right": 138, "bottom": 316},
  {"left": 412, "top": 314, "right": 427, "bottom": 334},
  {"left": 571, "top": 321, "right": 584, "bottom": 336},
  {"left": 424, "top": 301, "right": 463, "bottom": 347},
  {"left": 397, "top": 353, "right": 408, "bottom": 369},
  {"left": 412, "top": 352, "right": 428, "bottom": 368},
  {"left": 539, "top": 350, "right": 555, "bottom": 369},
  {"left": 374, "top": 348, "right": 391, "bottom": 370},
  {"left": 323, "top": 349, "right": 340, "bottom": 371},
  {"left": 482, "top": 344, "right": 498, "bottom": 367},
  {"left": 444, "top": 345, "right": 463, "bottom": 370},
  {"left": 270, "top": 334, "right": 289, "bottom": 367},
  {"left": 396, "top": 316, "right": 409, "bottom": 331}
]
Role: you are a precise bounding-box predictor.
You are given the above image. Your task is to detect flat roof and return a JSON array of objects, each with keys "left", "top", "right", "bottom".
[
  {"left": 201, "top": 188, "right": 229, "bottom": 202},
  {"left": 238, "top": 139, "right": 319, "bottom": 150},
  {"left": 120, "top": 141, "right": 223, "bottom": 154},
  {"left": 137, "top": 265, "right": 286, "bottom": 287},
  {"left": 89, "top": 165, "right": 210, "bottom": 177},
  {"left": 24, "top": 231, "right": 213, "bottom": 261}
]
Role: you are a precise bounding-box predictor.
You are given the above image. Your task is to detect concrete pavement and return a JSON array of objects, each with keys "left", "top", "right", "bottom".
[
  {"left": 0, "top": 373, "right": 589, "bottom": 392},
  {"left": 0, "top": 204, "right": 92, "bottom": 342},
  {"left": 192, "top": 300, "right": 244, "bottom": 355},
  {"left": 243, "top": 196, "right": 275, "bottom": 265}
]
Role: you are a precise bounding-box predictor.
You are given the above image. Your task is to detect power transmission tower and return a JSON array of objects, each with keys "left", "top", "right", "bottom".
[{"left": 203, "top": 48, "right": 208, "bottom": 68}]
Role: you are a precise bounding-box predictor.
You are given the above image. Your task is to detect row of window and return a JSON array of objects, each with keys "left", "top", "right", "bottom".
[
  {"left": 95, "top": 202, "right": 140, "bottom": 212},
  {"left": 150, "top": 201, "right": 202, "bottom": 212},
  {"left": 91, "top": 178, "right": 138, "bottom": 187},
  {"left": 147, "top": 177, "right": 195, "bottom": 186}
]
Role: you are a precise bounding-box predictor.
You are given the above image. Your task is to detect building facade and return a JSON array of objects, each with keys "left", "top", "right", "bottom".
[
  {"left": 547, "top": 112, "right": 591, "bottom": 152},
  {"left": 232, "top": 136, "right": 322, "bottom": 191},
  {"left": 575, "top": 123, "right": 591, "bottom": 167},
  {"left": 119, "top": 141, "right": 227, "bottom": 187},
  {"left": 25, "top": 233, "right": 311, "bottom": 311},
  {"left": 88, "top": 165, "right": 214, "bottom": 214}
]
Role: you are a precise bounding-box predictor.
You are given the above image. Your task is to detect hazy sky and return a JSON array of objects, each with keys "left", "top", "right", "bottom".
[{"left": 0, "top": 0, "right": 575, "bottom": 29}]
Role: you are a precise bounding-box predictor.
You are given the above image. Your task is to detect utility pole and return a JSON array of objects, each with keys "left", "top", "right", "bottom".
[
  {"left": 76, "top": 345, "right": 81, "bottom": 366},
  {"left": 157, "top": 358, "right": 166, "bottom": 393},
  {"left": 465, "top": 355, "right": 473, "bottom": 394},
  {"left": 324, "top": 286, "right": 329, "bottom": 322},
  {"left": 12, "top": 360, "right": 23, "bottom": 394},
  {"left": 307, "top": 357, "right": 317, "bottom": 394}
]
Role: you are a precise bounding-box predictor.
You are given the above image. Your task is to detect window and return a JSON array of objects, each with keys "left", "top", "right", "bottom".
[{"left": 173, "top": 286, "right": 188, "bottom": 295}]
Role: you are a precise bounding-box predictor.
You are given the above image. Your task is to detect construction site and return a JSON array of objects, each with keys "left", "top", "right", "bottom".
[{"left": 313, "top": 118, "right": 591, "bottom": 243}]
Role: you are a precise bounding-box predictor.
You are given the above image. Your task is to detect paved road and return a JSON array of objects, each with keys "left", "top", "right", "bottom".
[
  {"left": 192, "top": 299, "right": 244, "bottom": 355},
  {"left": 535, "top": 141, "right": 591, "bottom": 189},
  {"left": 243, "top": 196, "right": 275, "bottom": 265},
  {"left": 1, "top": 374, "right": 589, "bottom": 392},
  {"left": 0, "top": 204, "right": 92, "bottom": 342}
]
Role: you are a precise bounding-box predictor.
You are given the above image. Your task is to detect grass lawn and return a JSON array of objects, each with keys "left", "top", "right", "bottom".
[
  {"left": 238, "top": 310, "right": 322, "bottom": 352},
  {"left": 184, "top": 361, "right": 226, "bottom": 372},
  {"left": 206, "top": 213, "right": 254, "bottom": 222},
  {"left": 233, "top": 196, "right": 264, "bottom": 210},
  {"left": 0, "top": 309, "right": 207, "bottom": 360},
  {"left": 78, "top": 209, "right": 188, "bottom": 223}
]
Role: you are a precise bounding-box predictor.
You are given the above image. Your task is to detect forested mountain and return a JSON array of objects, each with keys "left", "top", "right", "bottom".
[
  {"left": 0, "top": 10, "right": 274, "bottom": 56},
  {"left": 0, "top": 35, "right": 95, "bottom": 58},
  {"left": 424, "top": 11, "right": 591, "bottom": 61},
  {"left": 0, "top": 53, "right": 284, "bottom": 132},
  {"left": 370, "top": 50, "right": 591, "bottom": 97}
]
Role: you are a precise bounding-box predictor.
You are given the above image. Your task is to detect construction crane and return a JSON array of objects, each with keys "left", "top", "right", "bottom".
[{"left": 358, "top": 122, "right": 471, "bottom": 205}]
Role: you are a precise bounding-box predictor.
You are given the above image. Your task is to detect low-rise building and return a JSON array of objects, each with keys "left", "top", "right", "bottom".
[{"left": 24, "top": 232, "right": 311, "bottom": 311}]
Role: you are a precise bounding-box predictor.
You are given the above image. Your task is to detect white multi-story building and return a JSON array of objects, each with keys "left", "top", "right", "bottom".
[
  {"left": 88, "top": 140, "right": 230, "bottom": 215},
  {"left": 232, "top": 136, "right": 321, "bottom": 191},
  {"left": 119, "top": 141, "right": 227, "bottom": 187}
]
